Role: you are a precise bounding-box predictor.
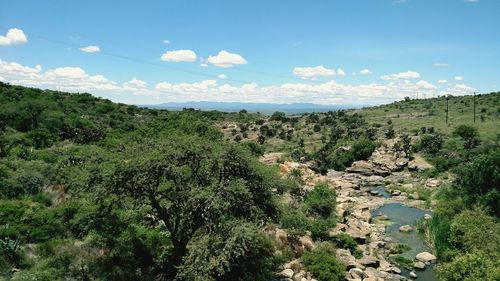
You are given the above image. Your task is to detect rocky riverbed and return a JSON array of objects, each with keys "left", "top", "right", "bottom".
[{"left": 264, "top": 139, "right": 446, "bottom": 281}]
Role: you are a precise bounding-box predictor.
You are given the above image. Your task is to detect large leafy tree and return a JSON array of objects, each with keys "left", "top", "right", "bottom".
[{"left": 105, "top": 136, "right": 280, "bottom": 278}]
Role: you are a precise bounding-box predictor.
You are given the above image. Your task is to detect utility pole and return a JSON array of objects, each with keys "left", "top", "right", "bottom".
[
  {"left": 473, "top": 92, "right": 476, "bottom": 123},
  {"left": 446, "top": 95, "right": 449, "bottom": 124}
]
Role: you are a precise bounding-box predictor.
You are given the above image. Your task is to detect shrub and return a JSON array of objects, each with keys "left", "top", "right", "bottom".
[
  {"left": 301, "top": 242, "right": 345, "bottom": 281},
  {"left": 331, "top": 233, "right": 362, "bottom": 258},
  {"left": 418, "top": 134, "right": 444, "bottom": 155},
  {"left": 304, "top": 183, "right": 336, "bottom": 219}
]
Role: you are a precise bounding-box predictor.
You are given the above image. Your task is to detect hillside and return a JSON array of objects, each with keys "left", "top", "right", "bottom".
[
  {"left": 0, "top": 82, "right": 498, "bottom": 281},
  {"left": 358, "top": 93, "right": 500, "bottom": 141}
]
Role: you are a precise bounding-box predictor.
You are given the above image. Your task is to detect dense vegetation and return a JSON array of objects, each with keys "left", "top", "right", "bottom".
[{"left": 1, "top": 82, "right": 499, "bottom": 281}]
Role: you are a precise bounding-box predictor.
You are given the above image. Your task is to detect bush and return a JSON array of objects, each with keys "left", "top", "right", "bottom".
[
  {"left": 301, "top": 242, "right": 345, "bottom": 281},
  {"left": 455, "top": 149, "right": 500, "bottom": 216},
  {"left": 418, "top": 134, "right": 444, "bottom": 155},
  {"left": 304, "top": 183, "right": 336, "bottom": 219},
  {"left": 437, "top": 250, "right": 500, "bottom": 281},
  {"left": 331, "top": 233, "right": 362, "bottom": 258}
]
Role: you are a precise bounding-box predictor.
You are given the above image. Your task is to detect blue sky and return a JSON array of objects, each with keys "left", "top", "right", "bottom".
[{"left": 0, "top": 0, "right": 499, "bottom": 104}]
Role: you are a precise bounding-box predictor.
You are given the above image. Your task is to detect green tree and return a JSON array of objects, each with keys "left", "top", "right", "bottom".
[
  {"left": 105, "top": 137, "right": 279, "bottom": 278},
  {"left": 301, "top": 242, "right": 345, "bottom": 281}
]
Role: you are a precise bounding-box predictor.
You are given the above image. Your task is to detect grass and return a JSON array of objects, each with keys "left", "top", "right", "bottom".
[
  {"left": 392, "top": 255, "right": 414, "bottom": 269},
  {"left": 358, "top": 93, "right": 500, "bottom": 141}
]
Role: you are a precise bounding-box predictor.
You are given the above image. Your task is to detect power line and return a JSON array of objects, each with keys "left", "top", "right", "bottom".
[{"left": 0, "top": 26, "right": 433, "bottom": 102}]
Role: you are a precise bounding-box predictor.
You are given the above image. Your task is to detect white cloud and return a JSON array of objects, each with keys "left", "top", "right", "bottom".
[
  {"left": 337, "top": 68, "right": 346, "bottom": 76},
  {"left": 438, "top": 80, "right": 447, "bottom": 84},
  {"left": 218, "top": 74, "right": 227, "bottom": 80},
  {"left": 162, "top": 40, "right": 170, "bottom": 44},
  {"left": 200, "top": 63, "right": 208, "bottom": 67},
  {"left": 0, "top": 59, "right": 119, "bottom": 92},
  {"left": 161, "top": 49, "right": 197, "bottom": 62},
  {"left": 123, "top": 78, "right": 147, "bottom": 90},
  {"left": 416, "top": 80, "right": 437, "bottom": 90},
  {"left": 433, "top": 63, "right": 449, "bottom": 67},
  {"left": 0, "top": 58, "right": 478, "bottom": 105},
  {"left": 381, "top": 70, "right": 420, "bottom": 80},
  {"left": 79, "top": 45, "right": 100, "bottom": 53},
  {"left": 454, "top": 76, "right": 464, "bottom": 81},
  {"left": 360, "top": 69, "right": 372, "bottom": 75},
  {"left": 464, "top": 0, "right": 479, "bottom": 2},
  {"left": 293, "top": 65, "right": 336, "bottom": 80},
  {"left": 207, "top": 50, "right": 247, "bottom": 68},
  {"left": 0, "top": 28, "right": 28, "bottom": 45}
]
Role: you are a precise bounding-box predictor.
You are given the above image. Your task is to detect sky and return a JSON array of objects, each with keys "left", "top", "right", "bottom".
[{"left": 1, "top": 0, "right": 499, "bottom": 105}]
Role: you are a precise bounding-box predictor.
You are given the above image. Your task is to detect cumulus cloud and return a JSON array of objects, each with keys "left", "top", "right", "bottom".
[
  {"left": 0, "top": 28, "right": 28, "bottom": 45},
  {"left": 162, "top": 39, "right": 170, "bottom": 44},
  {"left": 79, "top": 45, "right": 100, "bottom": 53},
  {"left": 438, "top": 80, "right": 447, "bottom": 84},
  {"left": 207, "top": 50, "right": 247, "bottom": 68},
  {"left": 293, "top": 65, "right": 336, "bottom": 80},
  {"left": 454, "top": 76, "right": 464, "bottom": 81},
  {"left": 218, "top": 74, "right": 227, "bottom": 80},
  {"left": 123, "top": 78, "right": 147, "bottom": 90},
  {"left": 381, "top": 71, "right": 420, "bottom": 80},
  {"left": 0, "top": 58, "right": 119, "bottom": 92},
  {"left": 161, "top": 49, "right": 197, "bottom": 62},
  {"left": 360, "top": 69, "right": 372, "bottom": 75},
  {"left": 337, "top": 68, "right": 346, "bottom": 76},
  {"left": 0, "top": 58, "right": 477, "bottom": 105}
]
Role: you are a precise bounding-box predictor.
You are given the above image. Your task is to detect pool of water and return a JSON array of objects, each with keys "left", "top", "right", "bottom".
[{"left": 371, "top": 203, "right": 438, "bottom": 281}]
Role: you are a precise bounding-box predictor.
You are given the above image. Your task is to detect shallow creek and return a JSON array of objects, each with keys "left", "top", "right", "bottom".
[{"left": 371, "top": 202, "right": 438, "bottom": 281}]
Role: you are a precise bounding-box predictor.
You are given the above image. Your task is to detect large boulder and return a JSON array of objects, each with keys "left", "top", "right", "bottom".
[
  {"left": 357, "top": 255, "right": 380, "bottom": 268},
  {"left": 399, "top": 225, "right": 414, "bottom": 232},
  {"left": 415, "top": 252, "right": 437, "bottom": 263},
  {"left": 336, "top": 249, "right": 357, "bottom": 269},
  {"left": 408, "top": 155, "right": 432, "bottom": 171}
]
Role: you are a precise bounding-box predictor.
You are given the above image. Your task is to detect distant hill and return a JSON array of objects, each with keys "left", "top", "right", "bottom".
[{"left": 145, "top": 101, "right": 363, "bottom": 114}]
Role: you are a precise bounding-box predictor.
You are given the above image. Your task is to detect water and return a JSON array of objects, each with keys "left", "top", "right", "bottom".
[{"left": 371, "top": 203, "right": 439, "bottom": 281}]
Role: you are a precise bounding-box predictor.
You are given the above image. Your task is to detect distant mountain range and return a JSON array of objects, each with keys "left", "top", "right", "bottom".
[{"left": 144, "top": 101, "right": 364, "bottom": 114}]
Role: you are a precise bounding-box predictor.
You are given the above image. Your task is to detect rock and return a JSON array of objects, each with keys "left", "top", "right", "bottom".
[
  {"left": 409, "top": 271, "right": 418, "bottom": 278},
  {"left": 402, "top": 183, "right": 413, "bottom": 189},
  {"left": 336, "top": 249, "right": 357, "bottom": 269},
  {"left": 259, "top": 152, "right": 283, "bottom": 165},
  {"left": 392, "top": 267, "right": 402, "bottom": 274},
  {"left": 414, "top": 261, "right": 426, "bottom": 269},
  {"left": 357, "top": 255, "right": 380, "bottom": 267},
  {"left": 299, "top": 235, "right": 315, "bottom": 251},
  {"left": 283, "top": 259, "right": 302, "bottom": 272},
  {"left": 426, "top": 179, "right": 442, "bottom": 188},
  {"left": 363, "top": 267, "right": 388, "bottom": 279},
  {"left": 415, "top": 252, "right": 437, "bottom": 263},
  {"left": 280, "top": 269, "right": 294, "bottom": 278},
  {"left": 369, "top": 190, "right": 379, "bottom": 196},
  {"left": 399, "top": 225, "right": 414, "bottom": 232},
  {"left": 423, "top": 214, "right": 432, "bottom": 220},
  {"left": 349, "top": 268, "right": 364, "bottom": 279},
  {"left": 391, "top": 190, "right": 401, "bottom": 196},
  {"left": 408, "top": 155, "right": 432, "bottom": 171},
  {"left": 292, "top": 270, "right": 306, "bottom": 281},
  {"left": 410, "top": 192, "right": 419, "bottom": 200}
]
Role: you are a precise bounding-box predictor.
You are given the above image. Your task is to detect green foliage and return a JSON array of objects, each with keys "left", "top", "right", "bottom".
[
  {"left": 417, "top": 134, "right": 444, "bottom": 155},
  {"left": 304, "top": 183, "right": 336, "bottom": 219},
  {"left": 301, "top": 242, "right": 345, "bottom": 281},
  {"left": 455, "top": 149, "right": 500, "bottom": 216},
  {"left": 177, "top": 221, "right": 279, "bottom": 281},
  {"left": 331, "top": 233, "right": 362, "bottom": 258},
  {"left": 437, "top": 250, "right": 500, "bottom": 281},
  {"left": 392, "top": 255, "right": 413, "bottom": 269},
  {"left": 452, "top": 125, "right": 481, "bottom": 150}
]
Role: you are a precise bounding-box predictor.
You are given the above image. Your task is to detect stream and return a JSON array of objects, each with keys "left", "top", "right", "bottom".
[{"left": 371, "top": 202, "right": 438, "bottom": 281}]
